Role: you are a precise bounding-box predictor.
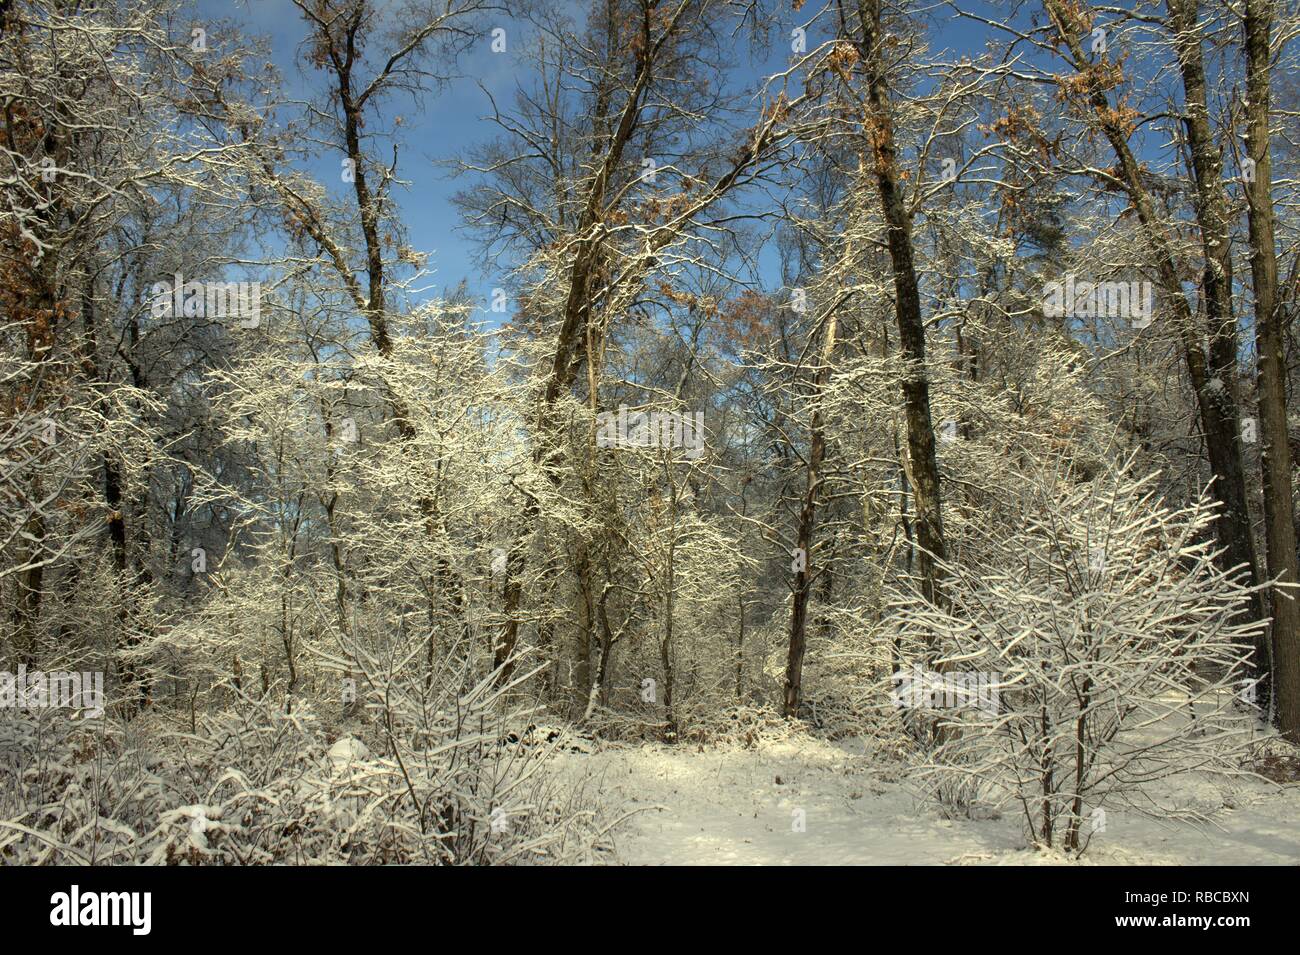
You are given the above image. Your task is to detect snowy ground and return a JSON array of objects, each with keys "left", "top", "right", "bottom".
[{"left": 569, "top": 733, "right": 1300, "bottom": 865}]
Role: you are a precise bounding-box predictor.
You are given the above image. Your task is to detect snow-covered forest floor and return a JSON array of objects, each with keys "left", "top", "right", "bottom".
[{"left": 562, "top": 731, "right": 1300, "bottom": 866}]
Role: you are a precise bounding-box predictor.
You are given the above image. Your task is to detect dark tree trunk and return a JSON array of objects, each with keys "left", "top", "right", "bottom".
[
  {"left": 1044, "top": 0, "right": 1261, "bottom": 626},
  {"left": 1167, "top": 0, "right": 1272, "bottom": 692},
  {"left": 853, "top": 0, "right": 947, "bottom": 605},
  {"left": 1244, "top": 0, "right": 1300, "bottom": 741},
  {"left": 784, "top": 307, "right": 839, "bottom": 717}
]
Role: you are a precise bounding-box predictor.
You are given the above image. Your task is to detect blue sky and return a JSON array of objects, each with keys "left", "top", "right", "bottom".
[
  {"left": 196, "top": 0, "right": 1179, "bottom": 326},
  {"left": 206, "top": 0, "right": 531, "bottom": 317}
]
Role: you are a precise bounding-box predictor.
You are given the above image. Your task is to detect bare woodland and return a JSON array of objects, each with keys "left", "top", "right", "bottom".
[{"left": 2, "top": 0, "right": 1300, "bottom": 865}]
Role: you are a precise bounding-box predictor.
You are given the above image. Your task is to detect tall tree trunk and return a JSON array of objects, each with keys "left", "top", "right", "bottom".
[
  {"left": 1166, "top": 0, "right": 1271, "bottom": 693},
  {"left": 659, "top": 481, "right": 678, "bottom": 741},
  {"left": 11, "top": 504, "right": 44, "bottom": 667},
  {"left": 1244, "top": 0, "right": 1300, "bottom": 741},
  {"left": 493, "top": 8, "right": 657, "bottom": 685},
  {"left": 853, "top": 0, "right": 947, "bottom": 604},
  {"left": 784, "top": 306, "right": 839, "bottom": 717},
  {"left": 1043, "top": 0, "right": 1261, "bottom": 621}
]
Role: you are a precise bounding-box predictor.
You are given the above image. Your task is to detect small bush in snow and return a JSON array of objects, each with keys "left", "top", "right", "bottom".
[
  {"left": 887, "top": 462, "right": 1265, "bottom": 853},
  {"left": 0, "top": 667, "right": 613, "bottom": 865}
]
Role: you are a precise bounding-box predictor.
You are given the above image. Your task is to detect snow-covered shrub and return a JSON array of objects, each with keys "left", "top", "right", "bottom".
[
  {"left": 884, "top": 460, "right": 1265, "bottom": 853},
  {"left": 0, "top": 665, "right": 614, "bottom": 865},
  {"left": 141, "top": 698, "right": 606, "bottom": 865},
  {"left": 0, "top": 712, "right": 167, "bottom": 864}
]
